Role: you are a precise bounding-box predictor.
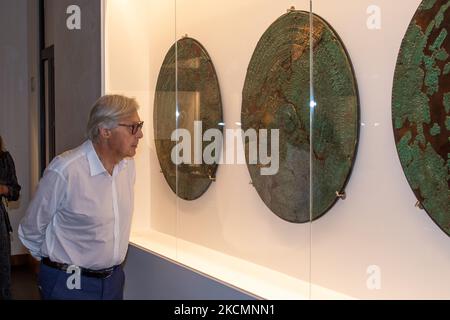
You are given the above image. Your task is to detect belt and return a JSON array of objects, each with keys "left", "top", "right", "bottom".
[{"left": 42, "top": 257, "right": 116, "bottom": 279}]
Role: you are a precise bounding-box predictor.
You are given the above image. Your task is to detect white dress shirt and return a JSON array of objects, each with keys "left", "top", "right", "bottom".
[{"left": 19, "top": 140, "right": 135, "bottom": 270}]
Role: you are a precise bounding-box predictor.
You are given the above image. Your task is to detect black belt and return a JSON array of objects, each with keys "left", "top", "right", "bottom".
[{"left": 42, "top": 257, "right": 116, "bottom": 279}]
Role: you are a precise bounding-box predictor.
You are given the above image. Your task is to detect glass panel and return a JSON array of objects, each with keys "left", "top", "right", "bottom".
[
  {"left": 175, "top": 0, "right": 313, "bottom": 299},
  {"left": 105, "top": 0, "right": 178, "bottom": 258},
  {"left": 311, "top": 0, "right": 450, "bottom": 299}
]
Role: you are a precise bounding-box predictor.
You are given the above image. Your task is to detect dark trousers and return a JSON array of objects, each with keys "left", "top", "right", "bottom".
[
  {"left": 0, "top": 210, "right": 11, "bottom": 300},
  {"left": 38, "top": 262, "right": 125, "bottom": 300}
]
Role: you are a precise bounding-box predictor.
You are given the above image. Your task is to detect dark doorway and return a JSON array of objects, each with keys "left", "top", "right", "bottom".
[{"left": 38, "top": 1, "right": 55, "bottom": 175}]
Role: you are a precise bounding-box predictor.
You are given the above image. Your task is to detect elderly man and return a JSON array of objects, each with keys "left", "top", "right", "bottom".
[{"left": 19, "top": 95, "right": 143, "bottom": 300}]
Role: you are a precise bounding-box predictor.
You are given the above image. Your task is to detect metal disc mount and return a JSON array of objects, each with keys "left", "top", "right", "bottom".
[
  {"left": 392, "top": 0, "right": 450, "bottom": 235},
  {"left": 242, "top": 10, "right": 359, "bottom": 223},
  {"left": 154, "top": 37, "right": 223, "bottom": 200}
]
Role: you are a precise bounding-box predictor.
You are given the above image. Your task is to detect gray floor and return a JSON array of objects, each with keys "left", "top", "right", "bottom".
[{"left": 10, "top": 265, "right": 40, "bottom": 300}]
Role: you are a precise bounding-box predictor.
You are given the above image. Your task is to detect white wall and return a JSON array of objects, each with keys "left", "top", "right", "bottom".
[
  {"left": 0, "top": 0, "right": 30, "bottom": 255},
  {"left": 107, "top": 0, "right": 450, "bottom": 299},
  {"left": 310, "top": 0, "right": 450, "bottom": 300}
]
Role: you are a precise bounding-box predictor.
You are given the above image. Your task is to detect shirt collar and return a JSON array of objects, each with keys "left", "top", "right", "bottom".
[{"left": 84, "top": 140, "right": 128, "bottom": 177}]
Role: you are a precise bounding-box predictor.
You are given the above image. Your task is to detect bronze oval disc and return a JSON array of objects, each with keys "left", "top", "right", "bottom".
[
  {"left": 154, "top": 37, "right": 223, "bottom": 200},
  {"left": 392, "top": 0, "right": 450, "bottom": 235},
  {"left": 242, "top": 11, "right": 359, "bottom": 223}
]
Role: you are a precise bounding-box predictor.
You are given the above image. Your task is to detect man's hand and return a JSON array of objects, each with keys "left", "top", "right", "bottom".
[{"left": 0, "top": 185, "right": 9, "bottom": 196}]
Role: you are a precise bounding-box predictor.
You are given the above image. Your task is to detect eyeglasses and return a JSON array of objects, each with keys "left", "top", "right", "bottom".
[{"left": 117, "top": 121, "right": 144, "bottom": 135}]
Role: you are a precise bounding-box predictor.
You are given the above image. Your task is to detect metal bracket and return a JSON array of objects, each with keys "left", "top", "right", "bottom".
[
  {"left": 206, "top": 168, "right": 216, "bottom": 182},
  {"left": 287, "top": 6, "right": 296, "bottom": 13},
  {"left": 415, "top": 201, "right": 424, "bottom": 210},
  {"left": 336, "top": 191, "right": 346, "bottom": 200}
]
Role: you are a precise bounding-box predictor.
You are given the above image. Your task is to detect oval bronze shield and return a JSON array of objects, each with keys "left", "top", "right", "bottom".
[
  {"left": 392, "top": 0, "right": 450, "bottom": 235},
  {"left": 154, "top": 37, "right": 223, "bottom": 200},
  {"left": 242, "top": 11, "right": 359, "bottom": 223}
]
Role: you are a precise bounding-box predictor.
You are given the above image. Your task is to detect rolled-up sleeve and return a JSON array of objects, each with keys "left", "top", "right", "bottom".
[{"left": 18, "top": 169, "right": 67, "bottom": 259}]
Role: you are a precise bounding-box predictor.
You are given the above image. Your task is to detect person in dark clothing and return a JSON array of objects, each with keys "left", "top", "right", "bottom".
[{"left": 0, "top": 135, "right": 21, "bottom": 300}]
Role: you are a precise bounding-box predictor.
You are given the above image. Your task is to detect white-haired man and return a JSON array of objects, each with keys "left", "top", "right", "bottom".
[{"left": 19, "top": 95, "right": 143, "bottom": 300}]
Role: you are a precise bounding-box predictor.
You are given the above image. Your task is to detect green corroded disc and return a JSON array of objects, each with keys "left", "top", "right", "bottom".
[
  {"left": 154, "top": 37, "right": 223, "bottom": 200},
  {"left": 393, "top": 0, "right": 450, "bottom": 235},
  {"left": 241, "top": 11, "right": 359, "bottom": 223}
]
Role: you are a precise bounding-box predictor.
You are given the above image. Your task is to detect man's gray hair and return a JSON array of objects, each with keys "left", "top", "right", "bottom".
[{"left": 87, "top": 95, "right": 140, "bottom": 142}]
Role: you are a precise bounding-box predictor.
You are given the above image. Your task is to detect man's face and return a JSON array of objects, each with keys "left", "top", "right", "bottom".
[{"left": 108, "top": 111, "right": 143, "bottom": 160}]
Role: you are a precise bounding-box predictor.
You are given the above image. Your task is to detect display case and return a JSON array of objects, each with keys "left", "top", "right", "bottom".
[
  {"left": 311, "top": 0, "right": 450, "bottom": 299},
  {"left": 105, "top": 0, "right": 450, "bottom": 299}
]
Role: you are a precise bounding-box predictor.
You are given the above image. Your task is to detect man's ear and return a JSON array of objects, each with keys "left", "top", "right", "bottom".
[{"left": 98, "top": 127, "right": 111, "bottom": 139}]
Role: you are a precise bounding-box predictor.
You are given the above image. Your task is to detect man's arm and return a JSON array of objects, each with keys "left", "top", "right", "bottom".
[
  {"left": 18, "top": 169, "right": 67, "bottom": 259},
  {"left": 4, "top": 152, "right": 21, "bottom": 201}
]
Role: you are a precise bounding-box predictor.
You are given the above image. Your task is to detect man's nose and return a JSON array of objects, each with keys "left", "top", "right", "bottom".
[{"left": 137, "top": 128, "right": 144, "bottom": 139}]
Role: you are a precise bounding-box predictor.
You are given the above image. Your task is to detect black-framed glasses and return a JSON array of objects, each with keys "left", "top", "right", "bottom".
[{"left": 117, "top": 121, "right": 144, "bottom": 135}]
